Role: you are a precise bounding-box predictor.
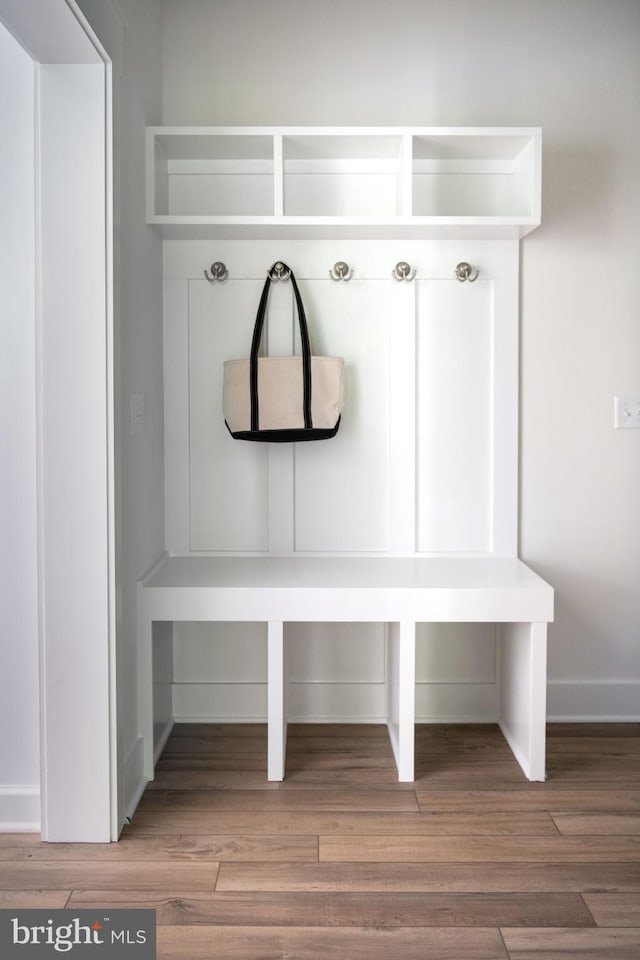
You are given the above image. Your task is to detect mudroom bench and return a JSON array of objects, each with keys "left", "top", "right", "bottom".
[{"left": 137, "top": 555, "right": 553, "bottom": 784}]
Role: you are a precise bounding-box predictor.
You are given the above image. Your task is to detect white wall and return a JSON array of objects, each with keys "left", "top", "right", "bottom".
[
  {"left": 0, "top": 21, "right": 40, "bottom": 830},
  {"left": 161, "top": 0, "right": 640, "bottom": 720},
  {"left": 77, "top": 0, "right": 165, "bottom": 817},
  {"left": 112, "top": 0, "right": 166, "bottom": 815}
]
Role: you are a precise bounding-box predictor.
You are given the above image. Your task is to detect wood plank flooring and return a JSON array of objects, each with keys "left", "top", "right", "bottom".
[{"left": 1, "top": 722, "right": 639, "bottom": 959}]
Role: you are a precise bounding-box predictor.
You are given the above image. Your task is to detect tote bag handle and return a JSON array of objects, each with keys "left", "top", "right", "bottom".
[{"left": 249, "top": 262, "right": 313, "bottom": 432}]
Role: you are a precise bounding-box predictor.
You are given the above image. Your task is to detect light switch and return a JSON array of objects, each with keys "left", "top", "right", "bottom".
[{"left": 614, "top": 395, "right": 640, "bottom": 429}]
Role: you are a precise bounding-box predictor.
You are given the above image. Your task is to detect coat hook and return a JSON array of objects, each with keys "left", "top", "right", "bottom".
[
  {"left": 204, "top": 261, "right": 229, "bottom": 283},
  {"left": 454, "top": 261, "right": 479, "bottom": 282},
  {"left": 330, "top": 261, "right": 353, "bottom": 282},
  {"left": 393, "top": 261, "right": 416, "bottom": 281},
  {"left": 269, "top": 261, "right": 292, "bottom": 281}
]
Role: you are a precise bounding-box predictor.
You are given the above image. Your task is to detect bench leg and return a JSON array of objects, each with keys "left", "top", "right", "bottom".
[
  {"left": 267, "top": 620, "right": 286, "bottom": 781},
  {"left": 386, "top": 621, "right": 416, "bottom": 782},
  {"left": 499, "top": 622, "right": 548, "bottom": 782}
]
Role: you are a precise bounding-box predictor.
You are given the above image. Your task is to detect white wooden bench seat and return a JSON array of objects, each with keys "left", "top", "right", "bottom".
[{"left": 138, "top": 556, "right": 553, "bottom": 784}]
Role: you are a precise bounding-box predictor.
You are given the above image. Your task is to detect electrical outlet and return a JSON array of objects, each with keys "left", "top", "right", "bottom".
[{"left": 614, "top": 395, "right": 640, "bottom": 429}]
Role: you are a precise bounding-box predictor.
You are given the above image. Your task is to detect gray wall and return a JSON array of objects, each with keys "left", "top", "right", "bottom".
[{"left": 160, "top": 0, "right": 640, "bottom": 718}]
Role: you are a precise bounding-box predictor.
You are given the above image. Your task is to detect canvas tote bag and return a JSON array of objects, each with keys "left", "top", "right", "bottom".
[{"left": 223, "top": 263, "right": 345, "bottom": 442}]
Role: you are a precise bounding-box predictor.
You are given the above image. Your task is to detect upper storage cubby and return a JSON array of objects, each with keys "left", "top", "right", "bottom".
[
  {"left": 146, "top": 126, "right": 541, "bottom": 238},
  {"left": 282, "top": 133, "right": 404, "bottom": 217},
  {"left": 412, "top": 132, "right": 539, "bottom": 218},
  {"left": 149, "top": 130, "right": 275, "bottom": 218}
]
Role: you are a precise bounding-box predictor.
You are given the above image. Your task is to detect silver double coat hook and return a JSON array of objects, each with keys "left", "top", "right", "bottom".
[
  {"left": 330, "top": 261, "right": 353, "bottom": 281},
  {"left": 204, "top": 261, "right": 229, "bottom": 283},
  {"left": 393, "top": 261, "right": 416, "bottom": 281},
  {"left": 454, "top": 261, "right": 479, "bottom": 282}
]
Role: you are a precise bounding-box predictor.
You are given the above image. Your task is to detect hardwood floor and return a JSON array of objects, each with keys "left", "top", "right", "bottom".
[{"left": 1, "top": 722, "right": 639, "bottom": 959}]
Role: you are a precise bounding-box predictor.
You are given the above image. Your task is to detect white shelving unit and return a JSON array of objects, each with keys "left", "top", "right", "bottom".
[
  {"left": 146, "top": 126, "right": 541, "bottom": 238},
  {"left": 139, "top": 121, "right": 553, "bottom": 790}
]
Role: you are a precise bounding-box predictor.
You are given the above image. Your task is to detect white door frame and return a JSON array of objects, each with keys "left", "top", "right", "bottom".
[{"left": 0, "top": 0, "right": 117, "bottom": 841}]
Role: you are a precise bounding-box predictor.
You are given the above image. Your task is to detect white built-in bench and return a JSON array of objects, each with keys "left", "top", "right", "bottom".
[{"left": 137, "top": 555, "right": 553, "bottom": 784}]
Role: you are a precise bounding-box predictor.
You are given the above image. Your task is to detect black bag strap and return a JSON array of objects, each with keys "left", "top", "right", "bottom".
[{"left": 249, "top": 262, "right": 313, "bottom": 432}]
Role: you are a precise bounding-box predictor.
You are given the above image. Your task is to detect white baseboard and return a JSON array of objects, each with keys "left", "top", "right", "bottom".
[
  {"left": 0, "top": 785, "right": 40, "bottom": 833},
  {"left": 172, "top": 682, "right": 267, "bottom": 720},
  {"left": 123, "top": 737, "right": 147, "bottom": 824},
  {"left": 172, "top": 681, "right": 500, "bottom": 723},
  {"left": 173, "top": 714, "right": 266, "bottom": 724},
  {"left": 154, "top": 717, "right": 174, "bottom": 766},
  {"left": 415, "top": 681, "right": 499, "bottom": 721},
  {"left": 123, "top": 723, "right": 174, "bottom": 828},
  {"left": 171, "top": 680, "right": 640, "bottom": 725},
  {"left": 547, "top": 681, "right": 640, "bottom": 721}
]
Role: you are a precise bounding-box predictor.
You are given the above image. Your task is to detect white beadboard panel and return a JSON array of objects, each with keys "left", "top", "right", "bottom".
[
  {"left": 173, "top": 682, "right": 268, "bottom": 720},
  {"left": 489, "top": 244, "right": 519, "bottom": 556},
  {"left": 173, "top": 622, "right": 267, "bottom": 682},
  {"left": 188, "top": 278, "right": 269, "bottom": 551},
  {"left": 287, "top": 623, "right": 385, "bottom": 683},
  {"left": 416, "top": 278, "right": 493, "bottom": 553},
  {"left": 287, "top": 682, "right": 387, "bottom": 722},
  {"left": 416, "top": 623, "right": 497, "bottom": 683},
  {"left": 166, "top": 238, "right": 519, "bottom": 559},
  {"left": 294, "top": 279, "right": 390, "bottom": 552},
  {"left": 265, "top": 282, "right": 296, "bottom": 553},
  {"left": 415, "top": 682, "right": 500, "bottom": 722},
  {"left": 163, "top": 279, "right": 191, "bottom": 552},
  {"left": 388, "top": 281, "right": 417, "bottom": 554}
]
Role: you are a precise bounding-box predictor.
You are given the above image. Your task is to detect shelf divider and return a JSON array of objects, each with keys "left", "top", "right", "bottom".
[
  {"left": 402, "top": 134, "right": 413, "bottom": 218},
  {"left": 273, "top": 134, "right": 284, "bottom": 218}
]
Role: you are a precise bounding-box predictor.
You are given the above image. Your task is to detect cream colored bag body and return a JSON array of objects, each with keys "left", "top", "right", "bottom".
[{"left": 223, "top": 263, "right": 345, "bottom": 442}]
